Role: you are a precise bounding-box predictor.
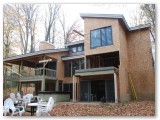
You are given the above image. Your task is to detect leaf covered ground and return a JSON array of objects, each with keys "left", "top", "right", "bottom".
[{"left": 50, "top": 100, "right": 155, "bottom": 116}]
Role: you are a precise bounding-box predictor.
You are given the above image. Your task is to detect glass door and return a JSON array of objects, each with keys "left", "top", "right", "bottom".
[{"left": 80, "top": 81, "right": 90, "bottom": 101}]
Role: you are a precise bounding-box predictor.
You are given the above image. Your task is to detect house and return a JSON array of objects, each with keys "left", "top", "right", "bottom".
[{"left": 3, "top": 13, "right": 155, "bottom": 103}]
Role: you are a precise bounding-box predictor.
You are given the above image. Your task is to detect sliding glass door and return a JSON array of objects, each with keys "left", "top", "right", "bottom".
[{"left": 80, "top": 80, "right": 115, "bottom": 102}]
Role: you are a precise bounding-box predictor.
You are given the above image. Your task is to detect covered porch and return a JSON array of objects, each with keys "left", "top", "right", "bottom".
[
  {"left": 4, "top": 52, "right": 58, "bottom": 95},
  {"left": 73, "top": 67, "right": 119, "bottom": 103}
]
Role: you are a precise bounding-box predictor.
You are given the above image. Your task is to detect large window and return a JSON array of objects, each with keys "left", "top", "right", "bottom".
[{"left": 90, "top": 26, "right": 113, "bottom": 48}]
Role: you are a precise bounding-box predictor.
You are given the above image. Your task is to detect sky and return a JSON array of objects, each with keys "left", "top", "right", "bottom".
[
  {"left": 8, "top": 4, "right": 142, "bottom": 54},
  {"left": 33, "top": 4, "right": 141, "bottom": 51}
]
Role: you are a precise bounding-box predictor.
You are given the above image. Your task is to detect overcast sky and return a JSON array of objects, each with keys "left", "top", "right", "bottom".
[
  {"left": 35, "top": 4, "right": 141, "bottom": 48},
  {"left": 3, "top": 3, "right": 144, "bottom": 54}
]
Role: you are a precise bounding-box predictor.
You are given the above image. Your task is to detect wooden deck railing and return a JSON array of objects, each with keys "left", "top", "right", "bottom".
[{"left": 4, "top": 68, "right": 56, "bottom": 81}]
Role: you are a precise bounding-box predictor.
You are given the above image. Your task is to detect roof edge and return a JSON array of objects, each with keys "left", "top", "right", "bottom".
[
  {"left": 65, "top": 40, "right": 84, "bottom": 47},
  {"left": 80, "top": 13, "right": 151, "bottom": 31},
  {"left": 129, "top": 23, "right": 151, "bottom": 31},
  {"left": 3, "top": 48, "right": 69, "bottom": 62}
]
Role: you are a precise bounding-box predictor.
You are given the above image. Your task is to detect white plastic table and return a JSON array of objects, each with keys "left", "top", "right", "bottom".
[{"left": 28, "top": 103, "right": 39, "bottom": 116}]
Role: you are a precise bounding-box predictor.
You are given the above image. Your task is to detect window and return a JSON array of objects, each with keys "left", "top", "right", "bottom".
[
  {"left": 77, "top": 46, "right": 83, "bottom": 52},
  {"left": 71, "top": 45, "right": 84, "bottom": 53},
  {"left": 91, "top": 26, "right": 113, "bottom": 48},
  {"left": 72, "top": 47, "right": 77, "bottom": 53}
]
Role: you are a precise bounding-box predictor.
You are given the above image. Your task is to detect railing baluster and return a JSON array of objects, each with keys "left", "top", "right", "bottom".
[{"left": 5, "top": 68, "right": 57, "bottom": 81}]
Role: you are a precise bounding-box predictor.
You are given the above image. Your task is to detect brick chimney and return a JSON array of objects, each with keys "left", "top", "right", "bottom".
[{"left": 39, "top": 41, "right": 55, "bottom": 50}]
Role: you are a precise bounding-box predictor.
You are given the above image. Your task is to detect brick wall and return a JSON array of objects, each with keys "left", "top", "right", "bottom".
[
  {"left": 39, "top": 41, "right": 55, "bottom": 50},
  {"left": 127, "top": 29, "right": 155, "bottom": 100},
  {"left": 83, "top": 18, "right": 120, "bottom": 56},
  {"left": 118, "top": 20, "right": 131, "bottom": 102}
]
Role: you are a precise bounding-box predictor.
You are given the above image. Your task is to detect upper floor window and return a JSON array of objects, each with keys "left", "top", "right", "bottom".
[
  {"left": 72, "top": 47, "right": 77, "bottom": 53},
  {"left": 71, "top": 45, "right": 84, "bottom": 53},
  {"left": 90, "top": 26, "right": 113, "bottom": 48}
]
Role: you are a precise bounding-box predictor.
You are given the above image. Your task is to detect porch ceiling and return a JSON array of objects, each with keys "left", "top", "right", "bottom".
[
  {"left": 3, "top": 54, "right": 56, "bottom": 68},
  {"left": 3, "top": 48, "right": 68, "bottom": 67}
]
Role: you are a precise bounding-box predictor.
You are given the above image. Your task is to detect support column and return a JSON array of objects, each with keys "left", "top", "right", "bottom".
[
  {"left": 84, "top": 56, "right": 87, "bottom": 69},
  {"left": 114, "top": 73, "right": 118, "bottom": 103},
  {"left": 41, "top": 56, "right": 46, "bottom": 91},
  {"left": 20, "top": 61, "right": 23, "bottom": 74},
  {"left": 77, "top": 77, "right": 80, "bottom": 101},
  {"left": 41, "top": 79, "right": 45, "bottom": 91},
  {"left": 75, "top": 76, "right": 77, "bottom": 101},
  {"left": 73, "top": 75, "right": 75, "bottom": 102},
  {"left": 18, "top": 82, "right": 22, "bottom": 92},
  {"left": 56, "top": 80, "right": 59, "bottom": 91}
]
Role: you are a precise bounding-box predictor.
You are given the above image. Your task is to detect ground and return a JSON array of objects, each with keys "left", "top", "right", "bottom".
[{"left": 23, "top": 100, "right": 155, "bottom": 116}]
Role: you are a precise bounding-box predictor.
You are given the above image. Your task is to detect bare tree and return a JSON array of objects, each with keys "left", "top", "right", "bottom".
[
  {"left": 3, "top": 5, "right": 17, "bottom": 58},
  {"left": 59, "top": 11, "right": 83, "bottom": 44},
  {"left": 140, "top": 4, "right": 155, "bottom": 33},
  {"left": 13, "top": 4, "right": 39, "bottom": 54},
  {"left": 44, "top": 4, "right": 61, "bottom": 44},
  {"left": 129, "top": 8, "right": 146, "bottom": 27}
]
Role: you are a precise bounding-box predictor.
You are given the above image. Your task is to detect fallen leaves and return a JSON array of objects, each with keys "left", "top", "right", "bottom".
[{"left": 51, "top": 100, "right": 155, "bottom": 116}]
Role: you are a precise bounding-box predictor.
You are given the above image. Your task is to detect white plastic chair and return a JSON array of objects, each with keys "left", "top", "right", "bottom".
[
  {"left": 3, "top": 105, "right": 9, "bottom": 116},
  {"left": 10, "top": 93, "right": 17, "bottom": 103},
  {"left": 17, "top": 92, "right": 23, "bottom": 100},
  {"left": 16, "top": 92, "right": 23, "bottom": 105},
  {"left": 36, "top": 97, "right": 54, "bottom": 116},
  {"left": 4, "top": 98, "right": 25, "bottom": 116},
  {"left": 23, "top": 94, "right": 33, "bottom": 108}
]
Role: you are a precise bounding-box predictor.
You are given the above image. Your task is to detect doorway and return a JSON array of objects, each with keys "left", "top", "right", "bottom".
[{"left": 80, "top": 79, "right": 115, "bottom": 102}]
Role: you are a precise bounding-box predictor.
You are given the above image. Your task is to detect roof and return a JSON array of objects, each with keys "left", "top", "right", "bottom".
[
  {"left": 80, "top": 13, "right": 151, "bottom": 31},
  {"left": 62, "top": 54, "right": 84, "bottom": 61},
  {"left": 4, "top": 48, "right": 69, "bottom": 62},
  {"left": 75, "top": 66, "right": 118, "bottom": 76},
  {"left": 65, "top": 40, "right": 84, "bottom": 47}
]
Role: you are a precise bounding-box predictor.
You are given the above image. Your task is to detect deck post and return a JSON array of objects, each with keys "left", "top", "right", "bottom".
[
  {"left": 75, "top": 76, "right": 77, "bottom": 101},
  {"left": 20, "top": 61, "right": 23, "bottom": 73},
  {"left": 56, "top": 80, "right": 59, "bottom": 91},
  {"left": 114, "top": 72, "right": 118, "bottom": 103},
  {"left": 41, "top": 56, "right": 46, "bottom": 91},
  {"left": 77, "top": 77, "right": 80, "bottom": 101},
  {"left": 73, "top": 75, "right": 75, "bottom": 102}
]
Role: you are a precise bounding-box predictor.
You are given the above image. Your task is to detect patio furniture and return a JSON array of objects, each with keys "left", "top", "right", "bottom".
[
  {"left": 36, "top": 97, "right": 54, "bottom": 116},
  {"left": 23, "top": 94, "right": 33, "bottom": 108},
  {"left": 4, "top": 98, "right": 25, "bottom": 116},
  {"left": 17, "top": 92, "right": 23, "bottom": 100},
  {"left": 10, "top": 93, "right": 18, "bottom": 103},
  {"left": 3, "top": 105, "right": 9, "bottom": 116},
  {"left": 28, "top": 103, "right": 39, "bottom": 116},
  {"left": 16, "top": 92, "right": 23, "bottom": 105}
]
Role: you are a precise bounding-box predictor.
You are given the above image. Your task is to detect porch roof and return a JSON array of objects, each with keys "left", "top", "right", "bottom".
[
  {"left": 62, "top": 54, "right": 84, "bottom": 61},
  {"left": 75, "top": 67, "right": 118, "bottom": 76},
  {"left": 3, "top": 48, "right": 68, "bottom": 67}
]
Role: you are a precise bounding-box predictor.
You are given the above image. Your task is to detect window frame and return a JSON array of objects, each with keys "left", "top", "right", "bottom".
[
  {"left": 90, "top": 26, "right": 113, "bottom": 49},
  {"left": 70, "top": 45, "right": 84, "bottom": 53}
]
